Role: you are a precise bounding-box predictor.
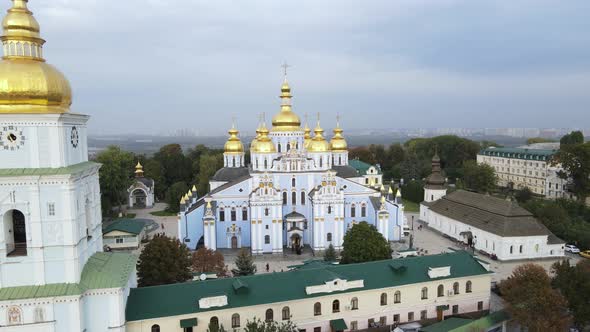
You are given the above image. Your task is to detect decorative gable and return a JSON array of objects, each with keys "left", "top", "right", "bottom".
[{"left": 305, "top": 278, "right": 364, "bottom": 295}]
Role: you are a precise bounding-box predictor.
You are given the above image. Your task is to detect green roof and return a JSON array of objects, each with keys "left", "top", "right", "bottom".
[
  {"left": 180, "top": 318, "right": 198, "bottom": 328},
  {"left": 478, "top": 147, "right": 557, "bottom": 161},
  {"left": 103, "top": 219, "right": 149, "bottom": 235},
  {"left": 0, "top": 161, "right": 100, "bottom": 177},
  {"left": 348, "top": 159, "right": 381, "bottom": 175},
  {"left": 330, "top": 318, "right": 348, "bottom": 331},
  {"left": 420, "top": 310, "right": 510, "bottom": 332},
  {"left": 126, "top": 251, "right": 490, "bottom": 322},
  {"left": 0, "top": 252, "right": 137, "bottom": 301}
]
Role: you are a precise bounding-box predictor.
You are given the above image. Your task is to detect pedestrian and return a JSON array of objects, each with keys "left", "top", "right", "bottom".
[
  {"left": 161, "top": 223, "right": 164, "bottom": 230},
  {"left": 266, "top": 263, "right": 270, "bottom": 272}
]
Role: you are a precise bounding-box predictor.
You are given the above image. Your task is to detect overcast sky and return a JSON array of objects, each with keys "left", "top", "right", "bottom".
[{"left": 12, "top": 0, "right": 590, "bottom": 135}]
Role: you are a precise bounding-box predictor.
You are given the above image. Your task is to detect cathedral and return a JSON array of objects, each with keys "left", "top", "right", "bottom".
[
  {"left": 0, "top": 1, "right": 136, "bottom": 331},
  {"left": 179, "top": 77, "right": 405, "bottom": 254}
]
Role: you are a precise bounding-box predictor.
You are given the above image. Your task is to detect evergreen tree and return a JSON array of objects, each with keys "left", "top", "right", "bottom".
[
  {"left": 137, "top": 234, "right": 192, "bottom": 287},
  {"left": 165, "top": 181, "right": 189, "bottom": 213},
  {"left": 341, "top": 222, "right": 391, "bottom": 264},
  {"left": 232, "top": 248, "right": 257, "bottom": 276},
  {"left": 95, "top": 145, "right": 134, "bottom": 215},
  {"left": 324, "top": 244, "right": 337, "bottom": 262}
]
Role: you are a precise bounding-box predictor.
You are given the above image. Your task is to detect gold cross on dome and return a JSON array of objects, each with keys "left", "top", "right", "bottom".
[{"left": 281, "top": 61, "right": 291, "bottom": 76}]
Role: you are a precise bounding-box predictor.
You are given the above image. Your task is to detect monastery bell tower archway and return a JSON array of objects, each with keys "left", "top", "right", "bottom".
[{"left": 3, "top": 209, "right": 27, "bottom": 256}]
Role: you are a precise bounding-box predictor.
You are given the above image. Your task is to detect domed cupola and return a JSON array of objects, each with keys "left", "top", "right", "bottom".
[
  {"left": 329, "top": 117, "right": 348, "bottom": 152},
  {"left": 0, "top": 0, "right": 72, "bottom": 114},
  {"left": 271, "top": 78, "right": 301, "bottom": 132},
  {"left": 308, "top": 119, "right": 330, "bottom": 153},
  {"left": 223, "top": 122, "right": 245, "bottom": 168},
  {"left": 252, "top": 122, "right": 276, "bottom": 154},
  {"left": 303, "top": 115, "right": 312, "bottom": 149}
]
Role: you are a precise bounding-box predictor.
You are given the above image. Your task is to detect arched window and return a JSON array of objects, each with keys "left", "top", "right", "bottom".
[
  {"left": 242, "top": 207, "right": 248, "bottom": 220},
  {"left": 339, "top": 156, "right": 342, "bottom": 165},
  {"left": 292, "top": 192, "right": 297, "bottom": 205},
  {"left": 278, "top": 144, "right": 282, "bottom": 153},
  {"left": 265, "top": 208, "right": 270, "bottom": 216},
  {"left": 314, "top": 302, "right": 322, "bottom": 316},
  {"left": 327, "top": 233, "right": 332, "bottom": 242},
  {"left": 287, "top": 143, "right": 291, "bottom": 151},
  {"left": 265, "top": 309, "right": 273, "bottom": 322},
  {"left": 231, "top": 207, "right": 237, "bottom": 221},
  {"left": 264, "top": 235, "right": 270, "bottom": 244},
  {"left": 327, "top": 205, "right": 332, "bottom": 214},
  {"left": 210, "top": 317, "right": 219, "bottom": 329},
  {"left": 264, "top": 159, "right": 268, "bottom": 168},
  {"left": 453, "top": 282, "right": 460, "bottom": 294},
  {"left": 232, "top": 313, "right": 240, "bottom": 328},
  {"left": 5, "top": 209, "right": 27, "bottom": 256},
  {"left": 394, "top": 291, "right": 401, "bottom": 304},
  {"left": 351, "top": 297, "right": 358, "bottom": 310},
  {"left": 361, "top": 204, "right": 366, "bottom": 217},
  {"left": 283, "top": 192, "right": 288, "bottom": 205},
  {"left": 510, "top": 245, "right": 513, "bottom": 254},
  {"left": 519, "top": 245, "right": 523, "bottom": 253},
  {"left": 380, "top": 293, "right": 387, "bottom": 306},
  {"left": 282, "top": 306, "right": 290, "bottom": 320},
  {"left": 332, "top": 300, "right": 340, "bottom": 313},
  {"left": 219, "top": 208, "right": 225, "bottom": 222},
  {"left": 292, "top": 178, "right": 296, "bottom": 187},
  {"left": 437, "top": 284, "right": 444, "bottom": 297},
  {"left": 466, "top": 281, "right": 472, "bottom": 293},
  {"left": 421, "top": 287, "right": 428, "bottom": 300},
  {"left": 151, "top": 324, "right": 160, "bottom": 332},
  {"left": 351, "top": 204, "right": 356, "bottom": 217},
  {"left": 319, "top": 158, "right": 323, "bottom": 167},
  {"left": 301, "top": 191, "right": 306, "bottom": 205}
]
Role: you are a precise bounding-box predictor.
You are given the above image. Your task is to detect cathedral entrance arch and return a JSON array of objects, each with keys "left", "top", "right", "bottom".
[
  {"left": 290, "top": 234, "right": 301, "bottom": 253},
  {"left": 3, "top": 209, "right": 27, "bottom": 256},
  {"left": 231, "top": 236, "right": 238, "bottom": 249},
  {"left": 131, "top": 189, "right": 147, "bottom": 208}
]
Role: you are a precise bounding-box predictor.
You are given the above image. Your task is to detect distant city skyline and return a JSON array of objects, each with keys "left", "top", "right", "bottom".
[{"left": 15, "top": 1, "right": 590, "bottom": 135}]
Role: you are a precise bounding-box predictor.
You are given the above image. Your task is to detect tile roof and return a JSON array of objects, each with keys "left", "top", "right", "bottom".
[
  {"left": 212, "top": 167, "right": 250, "bottom": 182},
  {"left": 428, "top": 190, "right": 557, "bottom": 237},
  {"left": 349, "top": 159, "right": 381, "bottom": 175},
  {"left": 103, "top": 219, "right": 149, "bottom": 235},
  {"left": 125, "top": 251, "right": 490, "bottom": 322},
  {"left": 0, "top": 252, "right": 137, "bottom": 301},
  {"left": 478, "top": 147, "right": 557, "bottom": 161},
  {"left": 332, "top": 165, "right": 360, "bottom": 178},
  {"left": 0, "top": 161, "right": 100, "bottom": 177}
]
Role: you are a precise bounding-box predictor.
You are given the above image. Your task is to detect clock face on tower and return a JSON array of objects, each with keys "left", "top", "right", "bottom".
[
  {"left": 0, "top": 125, "right": 25, "bottom": 150},
  {"left": 70, "top": 126, "right": 79, "bottom": 148}
]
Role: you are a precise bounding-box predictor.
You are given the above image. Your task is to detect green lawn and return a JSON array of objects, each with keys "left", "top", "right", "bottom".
[
  {"left": 150, "top": 210, "right": 178, "bottom": 217},
  {"left": 403, "top": 199, "right": 420, "bottom": 212}
]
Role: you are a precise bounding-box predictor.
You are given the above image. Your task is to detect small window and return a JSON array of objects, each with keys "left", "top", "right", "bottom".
[
  {"left": 314, "top": 328, "right": 321, "bottom": 332},
  {"left": 151, "top": 324, "right": 160, "bottom": 332},
  {"left": 452, "top": 305, "right": 459, "bottom": 315},
  {"left": 420, "top": 310, "right": 427, "bottom": 320},
  {"left": 350, "top": 321, "right": 358, "bottom": 331},
  {"left": 219, "top": 208, "right": 225, "bottom": 221},
  {"left": 393, "top": 314, "right": 400, "bottom": 323},
  {"left": 265, "top": 309, "right": 273, "bottom": 322},
  {"left": 48, "top": 203, "right": 56, "bottom": 216},
  {"left": 327, "top": 233, "right": 332, "bottom": 242},
  {"left": 466, "top": 280, "right": 472, "bottom": 293},
  {"left": 477, "top": 301, "right": 483, "bottom": 311},
  {"left": 210, "top": 317, "right": 219, "bottom": 330},
  {"left": 265, "top": 208, "right": 270, "bottom": 216},
  {"left": 301, "top": 191, "right": 306, "bottom": 205},
  {"left": 453, "top": 282, "right": 459, "bottom": 295},
  {"left": 292, "top": 178, "right": 296, "bottom": 187},
  {"left": 232, "top": 313, "right": 240, "bottom": 328},
  {"left": 332, "top": 300, "right": 340, "bottom": 313},
  {"left": 327, "top": 205, "right": 332, "bottom": 214},
  {"left": 292, "top": 192, "right": 297, "bottom": 205},
  {"left": 519, "top": 245, "right": 523, "bottom": 253},
  {"left": 264, "top": 235, "right": 270, "bottom": 244},
  {"left": 282, "top": 306, "right": 290, "bottom": 320},
  {"left": 380, "top": 293, "right": 387, "bottom": 306},
  {"left": 394, "top": 291, "right": 401, "bottom": 303},
  {"left": 116, "top": 238, "right": 124, "bottom": 244},
  {"left": 351, "top": 297, "right": 358, "bottom": 310},
  {"left": 408, "top": 312, "right": 414, "bottom": 321},
  {"left": 421, "top": 287, "right": 428, "bottom": 300},
  {"left": 314, "top": 302, "right": 322, "bottom": 316},
  {"left": 437, "top": 284, "right": 444, "bottom": 297},
  {"left": 242, "top": 207, "right": 248, "bottom": 220},
  {"left": 231, "top": 208, "right": 237, "bottom": 221},
  {"left": 361, "top": 204, "right": 366, "bottom": 217},
  {"left": 283, "top": 192, "right": 288, "bottom": 205},
  {"left": 379, "top": 316, "right": 386, "bottom": 325},
  {"left": 351, "top": 204, "right": 356, "bottom": 217},
  {"left": 510, "top": 245, "right": 513, "bottom": 254}
]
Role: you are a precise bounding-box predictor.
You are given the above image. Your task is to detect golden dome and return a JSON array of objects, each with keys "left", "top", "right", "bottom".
[
  {"left": 135, "top": 161, "right": 144, "bottom": 177},
  {"left": 250, "top": 122, "right": 262, "bottom": 151},
  {"left": 224, "top": 125, "right": 244, "bottom": 154},
  {"left": 271, "top": 78, "right": 301, "bottom": 132},
  {"left": 252, "top": 123, "right": 276, "bottom": 153},
  {"left": 329, "top": 118, "right": 348, "bottom": 151},
  {"left": 304, "top": 122, "right": 312, "bottom": 149},
  {"left": 0, "top": 0, "right": 72, "bottom": 114},
  {"left": 308, "top": 121, "right": 331, "bottom": 153}
]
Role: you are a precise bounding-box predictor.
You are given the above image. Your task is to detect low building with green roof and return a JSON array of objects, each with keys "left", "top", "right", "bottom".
[
  {"left": 125, "top": 251, "right": 492, "bottom": 332},
  {"left": 348, "top": 158, "right": 383, "bottom": 189},
  {"left": 103, "top": 219, "right": 150, "bottom": 250}
]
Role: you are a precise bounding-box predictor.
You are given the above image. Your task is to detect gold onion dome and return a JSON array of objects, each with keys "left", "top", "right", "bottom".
[
  {"left": 224, "top": 124, "right": 244, "bottom": 153},
  {"left": 134, "top": 161, "right": 144, "bottom": 176},
  {"left": 0, "top": 0, "right": 72, "bottom": 114},
  {"left": 303, "top": 122, "right": 312, "bottom": 149},
  {"left": 251, "top": 122, "right": 276, "bottom": 153},
  {"left": 271, "top": 78, "right": 301, "bottom": 132},
  {"left": 329, "top": 119, "right": 348, "bottom": 151},
  {"left": 308, "top": 120, "right": 331, "bottom": 153},
  {"left": 250, "top": 122, "right": 262, "bottom": 151}
]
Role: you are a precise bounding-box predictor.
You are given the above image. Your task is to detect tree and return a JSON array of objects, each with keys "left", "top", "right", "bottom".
[
  {"left": 399, "top": 153, "right": 428, "bottom": 181},
  {"left": 153, "top": 144, "right": 192, "bottom": 188},
  {"left": 95, "top": 145, "right": 134, "bottom": 215},
  {"left": 500, "top": 263, "right": 571, "bottom": 331},
  {"left": 552, "top": 259, "right": 590, "bottom": 328},
  {"left": 232, "top": 248, "right": 257, "bottom": 276},
  {"left": 461, "top": 160, "right": 496, "bottom": 193},
  {"left": 198, "top": 154, "right": 223, "bottom": 196},
  {"left": 560, "top": 130, "right": 584, "bottom": 147},
  {"left": 165, "top": 181, "right": 189, "bottom": 213},
  {"left": 514, "top": 187, "right": 533, "bottom": 203},
  {"left": 400, "top": 180, "right": 425, "bottom": 204},
  {"left": 526, "top": 137, "right": 555, "bottom": 145},
  {"left": 244, "top": 318, "right": 298, "bottom": 332},
  {"left": 324, "top": 244, "right": 337, "bottom": 262},
  {"left": 192, "top": 248, "right": 228, "bottom": 277},
  {"left": 341, "top": 222, "right": 391, "bottom": 264},
  {"left": 143, "top": 159, "right": 166, "bottom": 200},
  {"left": 553, "top": 142, "right": 590, "bottom": 201},
  {"left": 137, "top": 234, "right": 192, "bottom": 287}
]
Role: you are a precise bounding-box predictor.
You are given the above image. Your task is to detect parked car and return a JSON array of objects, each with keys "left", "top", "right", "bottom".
[
  {"left": 579, "top": 250, "right": 590, "bottom": 259},
  {"left": 565, "top": 244, "right": 580, "bottom": 253}
]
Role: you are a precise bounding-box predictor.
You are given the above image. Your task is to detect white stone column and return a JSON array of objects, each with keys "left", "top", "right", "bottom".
[
  {"left": 313, "top": 203, "right": 319, "bottom": 250},
  {"left": 251, "top": 206, "right": 257, "bottom": 254},
  {"left": 319, "top": 204, "right": 325, "bottom": 250}
]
